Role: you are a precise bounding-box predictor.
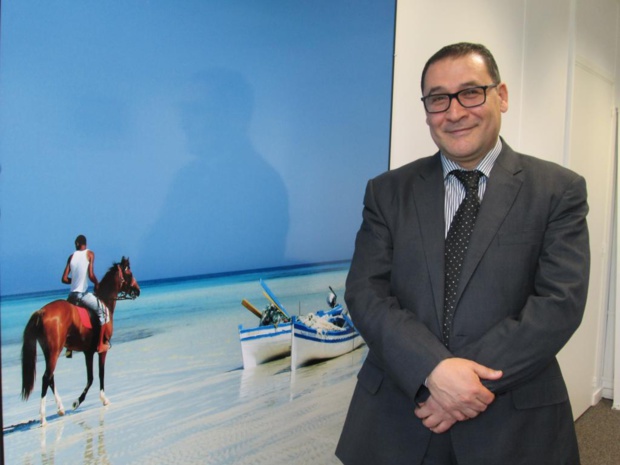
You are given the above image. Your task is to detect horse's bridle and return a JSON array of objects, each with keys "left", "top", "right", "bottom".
[{"left": 115, "top": 263, "right": 138, "bottom": 301}]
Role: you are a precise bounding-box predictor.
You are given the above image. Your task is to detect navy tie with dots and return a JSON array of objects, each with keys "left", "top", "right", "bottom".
[{"left": 442, "top": 169, "right": 483, "bottom": 348}]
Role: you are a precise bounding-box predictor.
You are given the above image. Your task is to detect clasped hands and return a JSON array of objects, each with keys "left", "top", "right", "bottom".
[{"left": 414, "top": 358, "right": 503, "bottom": 433}]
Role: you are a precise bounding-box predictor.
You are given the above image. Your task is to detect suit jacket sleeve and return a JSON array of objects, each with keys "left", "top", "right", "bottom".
[{"left": 345, "top": 175, "right": 452, "bottom": 402}]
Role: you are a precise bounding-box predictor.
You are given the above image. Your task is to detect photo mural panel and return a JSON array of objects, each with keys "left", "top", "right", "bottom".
[{"left": 1, "top": 1, "right": 395, "bottom": 463}]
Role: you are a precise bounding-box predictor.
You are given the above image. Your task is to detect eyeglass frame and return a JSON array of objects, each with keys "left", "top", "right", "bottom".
[{"left": 420, "top": 83, "right": 499, "bottom": 113}]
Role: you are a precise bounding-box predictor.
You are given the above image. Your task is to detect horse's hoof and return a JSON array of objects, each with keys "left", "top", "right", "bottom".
[
  {"left": 58, "top": 409, "right": 65, "bottom": 416},
  {"left": 72, "top": 401, "right": 80, "bottom": 410},
  {"left": 40, "top": 420, "right": 47, "bottom": 428},
  {"left": 100, "top": 391, "right": 110, "bottom": 406}
]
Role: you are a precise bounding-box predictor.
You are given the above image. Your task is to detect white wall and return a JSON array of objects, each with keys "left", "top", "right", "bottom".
[{"left": 391, "top": 0, "right": 620, "bottom": 418}]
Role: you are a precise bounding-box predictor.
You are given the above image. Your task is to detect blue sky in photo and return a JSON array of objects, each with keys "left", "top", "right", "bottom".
[{"left": 0, "top": 1, "right": 395, "bottom": 295}]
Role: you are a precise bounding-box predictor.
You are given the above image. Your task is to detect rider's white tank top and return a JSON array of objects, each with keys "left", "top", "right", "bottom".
[{"left": 69, "top": 249, "right": 90, "bottom": 293}]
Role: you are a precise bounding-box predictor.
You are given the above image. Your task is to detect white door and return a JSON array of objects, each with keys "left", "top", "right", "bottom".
[{"left": 559, "top": 60, "right": 616, "bottom": 418}]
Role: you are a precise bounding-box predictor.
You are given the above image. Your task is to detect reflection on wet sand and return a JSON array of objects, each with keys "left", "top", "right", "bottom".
[{"left": 79, "top": 411, "right": 110, "bottom": 465}]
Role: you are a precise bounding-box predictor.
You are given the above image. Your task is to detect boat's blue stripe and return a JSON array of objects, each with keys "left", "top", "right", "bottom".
[
  {"left": 239, "top": 323, "right": 292, "bottom": 334},
  {"left": 240, "top": 330, "right": 292, "bottom": 342},
  {"left": 292, "top": 324, "right": 357, "bottom": 337},
  {"left": 293, "top": 332, "right": 360, "bottom": 344}
]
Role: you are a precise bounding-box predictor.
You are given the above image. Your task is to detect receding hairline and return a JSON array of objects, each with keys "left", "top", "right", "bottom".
[{"left": 421, "top": 42, "right": 501, "bottom": 93}]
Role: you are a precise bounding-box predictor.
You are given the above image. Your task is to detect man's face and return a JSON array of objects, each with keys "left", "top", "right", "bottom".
[{"left": 422, "top": 53, "right": 508, "bottom": 169}]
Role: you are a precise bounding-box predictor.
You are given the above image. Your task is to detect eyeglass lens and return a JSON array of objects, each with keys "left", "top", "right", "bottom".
[{"left": 424, "top": 86, "right": 488, "bottom": 113}]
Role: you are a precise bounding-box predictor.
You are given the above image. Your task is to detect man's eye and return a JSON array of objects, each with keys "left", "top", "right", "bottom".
[
  {"left": 429, "top": 95, "right": 448, "bottom": 104},
  {"left": 460, "top": 88, "right": 483, "bottom": 99}
]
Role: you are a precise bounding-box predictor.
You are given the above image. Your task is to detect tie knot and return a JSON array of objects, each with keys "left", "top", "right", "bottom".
[{"left": 451, "top": 170, "right": 482, "bottom": 194}]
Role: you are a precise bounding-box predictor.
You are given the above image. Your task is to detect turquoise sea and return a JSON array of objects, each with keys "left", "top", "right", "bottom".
[{"left": 1, "top": 262, "right": 350, "bottom": 367}]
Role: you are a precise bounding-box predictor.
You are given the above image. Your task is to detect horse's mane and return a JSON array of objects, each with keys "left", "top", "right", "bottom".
[
  {"left": 97, "top": 257, "right": 129, "bottom": 296},
  {"left": 104, "top": 262, "right": 122, "bottom": 278}
]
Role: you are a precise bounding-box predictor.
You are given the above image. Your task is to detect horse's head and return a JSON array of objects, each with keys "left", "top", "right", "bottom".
[{"left": 116, "top": 256, "right": 141, "bottom": 300}]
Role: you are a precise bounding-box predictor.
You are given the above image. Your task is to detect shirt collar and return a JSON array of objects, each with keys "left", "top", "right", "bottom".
[{"left": 441, "top": 138, "right": 502, "bottom": 179}]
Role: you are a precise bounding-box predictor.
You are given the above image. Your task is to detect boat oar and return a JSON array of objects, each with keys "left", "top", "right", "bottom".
[{"left": 242, "top": 299, "right": 262, "bottom": 318}]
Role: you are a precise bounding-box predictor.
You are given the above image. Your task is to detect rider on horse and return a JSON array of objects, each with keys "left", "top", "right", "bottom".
[{"left": 61, "top": 234, "right": 109, "bottom": 353}]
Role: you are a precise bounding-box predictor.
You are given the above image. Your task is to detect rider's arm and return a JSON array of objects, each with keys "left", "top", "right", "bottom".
[
  {"left": 61, "top": 256, "right": 72, "bottom": 284},
  {"left": 87, "top": 250, "right": 99, "bottom": 290}
]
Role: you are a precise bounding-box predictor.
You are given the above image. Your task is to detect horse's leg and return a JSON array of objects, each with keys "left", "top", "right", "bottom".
[
  {"left": 40, "top": 350, "right": 65, "bottom": 426},
  {"left": 73, "top": 351, "right": 95, "bottom": 410},
  {"left": 39, "top": 373, "right": 49, "bottom": 427},
  {"left": 48, "top": 375, "right": 66, "bottom": 417},
  {"left": 98, "top": 351, "right": 110, "bottom": 406}
]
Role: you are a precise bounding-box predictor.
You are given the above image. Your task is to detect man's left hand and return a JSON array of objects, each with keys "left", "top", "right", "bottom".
[{"left": 415, "top": 395, "right": 458, "bottom": 434}]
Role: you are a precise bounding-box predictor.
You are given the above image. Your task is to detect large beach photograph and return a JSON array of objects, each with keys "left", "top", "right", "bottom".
[{"left": 0, "top": 1, "right": 395, "bottom": 463}]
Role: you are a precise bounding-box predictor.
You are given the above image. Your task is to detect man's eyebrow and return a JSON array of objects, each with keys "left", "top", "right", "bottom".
[{"left": 424, "top": 81, "right": 482, "bottom": 95}]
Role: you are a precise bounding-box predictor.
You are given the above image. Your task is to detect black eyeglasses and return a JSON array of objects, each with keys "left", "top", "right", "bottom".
[{"left": 421, "top": 84, "right": 499, "bottom": 113}]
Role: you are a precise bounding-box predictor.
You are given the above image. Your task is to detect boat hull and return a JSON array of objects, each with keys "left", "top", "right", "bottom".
[
  {"left": 291, "top": 318, "right": 364, "bottom": 370},
  {"left": 238, "top": 323, "right": 292, "bottom": 369}
]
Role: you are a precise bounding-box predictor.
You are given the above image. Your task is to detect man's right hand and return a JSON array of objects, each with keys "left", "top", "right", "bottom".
[{"left": 425, "top": 358, "right": 503, "bottom": 421}]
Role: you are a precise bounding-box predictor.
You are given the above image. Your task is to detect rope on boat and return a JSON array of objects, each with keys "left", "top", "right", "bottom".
[{"left": 298, "top": 313, "right": 342, "bottom": 332}]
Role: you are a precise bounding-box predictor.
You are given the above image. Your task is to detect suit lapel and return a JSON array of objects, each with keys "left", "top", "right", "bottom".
[
  {"left": 411, "top": 154, "right": 446, "bottom": 324},
  {"left": 456, "top": 145, "right": 523, "bottom": 302}
]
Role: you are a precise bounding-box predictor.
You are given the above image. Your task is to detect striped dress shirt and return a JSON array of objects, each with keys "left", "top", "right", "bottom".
[{"left": 441, "top": 138, "right": 502, "bottom": 237}]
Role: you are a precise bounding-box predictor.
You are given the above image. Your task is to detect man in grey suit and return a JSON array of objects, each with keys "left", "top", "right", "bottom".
[{"left": 336, "top": 43, "right": 589, "bottom": 464}]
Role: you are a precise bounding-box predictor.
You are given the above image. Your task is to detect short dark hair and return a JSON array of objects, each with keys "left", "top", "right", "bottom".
[
  {"left": 421, "top": 42, "right": 501, "bottom": 93},
  {"left": 75, "top": 235, "right": 87, "bottom": 246}
]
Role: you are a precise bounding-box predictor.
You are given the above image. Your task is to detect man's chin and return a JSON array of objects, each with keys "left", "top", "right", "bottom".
[{"left": 442, "top": 148, "right": 485, "bottom": 168}]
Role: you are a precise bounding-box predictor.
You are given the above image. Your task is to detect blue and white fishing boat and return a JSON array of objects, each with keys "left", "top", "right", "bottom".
[
  {"left": 238, "top": 279, "right": 292, "bottom": 369},
  {"left": 291, "top": 289, "right": 364, "bottom": 370}
]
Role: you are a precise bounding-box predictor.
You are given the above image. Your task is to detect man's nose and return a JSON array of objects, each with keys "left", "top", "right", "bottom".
[{"left": 445, "top": 97, "right": 468, "bottom": 120}]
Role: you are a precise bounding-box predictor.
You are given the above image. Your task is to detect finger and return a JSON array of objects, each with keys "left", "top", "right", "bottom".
[
  {"left": 423, "top": 415, "right": 450, "bottom": 430},
  {"left": 449, "top": 409, "right": 468, "bottom": 422},
  {"left": 422, "top": 416, "right": 436, "bottom": 428},
  {"left": 431, "top": 421, "right": 453, "bottom": 434},
  {"left": 473, "top": 363, "right": 503, "bottom": 381},
  {"left": 443, "top": 398, "right": 489, "bottom": 420},
  {"left": 474, "top": 388, "right": 496, "bottom": 406},
  {"left": 457, "top": 397, "right": 492, "bottom": 417},
  {"left": 460, "top": 407, "right": 483, "bottom": 420}
]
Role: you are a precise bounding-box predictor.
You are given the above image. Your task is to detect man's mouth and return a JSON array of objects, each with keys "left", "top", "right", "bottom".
[{"left": 446, "top": 126, "right": 474, "bottom": 137}]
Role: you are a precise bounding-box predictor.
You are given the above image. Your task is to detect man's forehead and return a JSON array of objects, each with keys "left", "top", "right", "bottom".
[{"left": 423, "top": 54, "right": 491, "bottom": 92}]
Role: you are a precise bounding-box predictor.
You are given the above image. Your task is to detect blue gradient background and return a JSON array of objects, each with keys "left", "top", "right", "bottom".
[{"left": 0, "top": 1, "right": 395, "bottom": 295}]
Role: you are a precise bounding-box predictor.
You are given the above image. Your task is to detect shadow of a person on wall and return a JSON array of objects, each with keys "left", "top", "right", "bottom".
[{"left": 139, "top": 69, "right": 290, "bottom": 280}]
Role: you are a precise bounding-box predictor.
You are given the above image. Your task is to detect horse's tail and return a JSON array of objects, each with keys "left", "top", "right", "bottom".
[{"left": 21, "top": 312, "right": 40, "bottom": 400}]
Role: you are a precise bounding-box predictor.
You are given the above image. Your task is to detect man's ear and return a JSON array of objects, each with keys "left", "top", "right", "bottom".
[{"left": 498, "top": 82, "right": 509, "bottom": 113}]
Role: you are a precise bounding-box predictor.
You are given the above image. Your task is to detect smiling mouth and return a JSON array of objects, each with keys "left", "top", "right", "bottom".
[{"left": 447, "top": 127, "right": 473, "bottom": 136}]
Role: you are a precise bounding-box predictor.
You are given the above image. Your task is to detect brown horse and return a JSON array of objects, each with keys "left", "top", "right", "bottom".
[{"left": 21, "top": 256, "right": 140, "bottom": 426}]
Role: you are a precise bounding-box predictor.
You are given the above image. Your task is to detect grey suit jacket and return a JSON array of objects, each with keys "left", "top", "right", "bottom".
[{"left": 336, "top": 142, "right": 589, "bottom": 465}]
